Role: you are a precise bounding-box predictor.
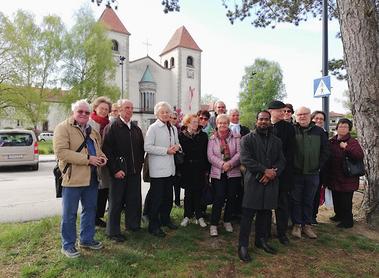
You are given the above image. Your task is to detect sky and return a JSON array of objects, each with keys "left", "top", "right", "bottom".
[{"left": 1, "top": 0, "right": 349, "bottom": 113}]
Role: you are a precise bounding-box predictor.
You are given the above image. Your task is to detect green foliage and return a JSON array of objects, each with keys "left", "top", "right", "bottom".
[
  {"left": 200, "top": 93, "right": 218, "bottom": 105},
  {"left": 238, "top": 58, "right": 285, "bottom": 128},
  {"left": 61, "top": 7, "right": 119, "bottom": 107}
]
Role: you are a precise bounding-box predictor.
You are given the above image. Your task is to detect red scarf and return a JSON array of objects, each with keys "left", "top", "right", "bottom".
[
  {"left": 90, "top": 111, "right": 109, "bottom": 135},
  {"left": 216, "top": 129, "right": 231, "bottom": 161}
]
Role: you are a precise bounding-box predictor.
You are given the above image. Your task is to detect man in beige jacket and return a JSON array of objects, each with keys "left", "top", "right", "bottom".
[{"left": 53, "top": 99, "right": 107, "bottom": 258}]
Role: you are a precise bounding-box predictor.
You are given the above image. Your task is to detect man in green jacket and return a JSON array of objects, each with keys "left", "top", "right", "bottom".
[{"left": 291, "top": 107, "right": 329, "bottom": 239}]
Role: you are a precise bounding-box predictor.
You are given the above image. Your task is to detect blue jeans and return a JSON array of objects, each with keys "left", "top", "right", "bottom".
[
  {"left": 291, "top": 174, "right": 319, "bottom": 225},
  {"left": 61, "top": 174, "right": 98, "bottom": 250}
]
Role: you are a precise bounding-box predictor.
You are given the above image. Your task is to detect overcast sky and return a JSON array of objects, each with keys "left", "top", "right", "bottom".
[{"left": 1, "top": 0, "right": 348, "bottom": 113}]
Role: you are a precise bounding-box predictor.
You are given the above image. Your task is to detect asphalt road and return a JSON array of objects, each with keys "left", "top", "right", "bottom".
[{"left": 0, "top": 161, "right": 153, "bottom": 223}]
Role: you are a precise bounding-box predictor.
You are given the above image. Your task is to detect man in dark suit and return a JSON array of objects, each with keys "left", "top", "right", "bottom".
[
  {"left": 238, "top": 110, "right": 286, "bottom": 262},
  {"left": 102, "top": 99, "right": 144, "bottom": 242},
  {"left": 267, "top": 100, "right": 295, "bottom": 245}
]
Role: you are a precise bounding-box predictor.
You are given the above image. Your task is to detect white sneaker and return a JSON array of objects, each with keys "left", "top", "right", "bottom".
[
  {"left": 198, "top": 218, "right": 207, "bottom": 228},
  {"left": 210, "top": 225, "right": 218, "bottom": 237},
  {"left": 224, "top": 222, "right": 233, "bottom": 233},
  {"left": 180, "top": 217, "right": 190, "bottom": 227}
]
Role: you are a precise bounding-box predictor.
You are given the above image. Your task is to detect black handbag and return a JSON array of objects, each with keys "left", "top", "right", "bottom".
[
  {"left": 343, "top": 155, "right": 365, "bottom": 177},
  {"left": 174, "top": 149, "right": 185, "bottom": 166},
  {"left": 53, "top": 134, "right": 89, "bottom": 198}
]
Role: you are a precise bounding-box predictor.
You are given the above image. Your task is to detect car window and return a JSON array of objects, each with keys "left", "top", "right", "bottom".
[{"left": 0, "top": 133, "right": 33, "bottom": 147}]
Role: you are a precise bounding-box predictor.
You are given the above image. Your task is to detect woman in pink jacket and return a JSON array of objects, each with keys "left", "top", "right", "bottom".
[{"left": 207, "top": 114, "right": 241, "bottom": 237}]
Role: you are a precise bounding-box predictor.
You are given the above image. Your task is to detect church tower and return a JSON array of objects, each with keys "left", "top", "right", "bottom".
[
  {"left": 99, "top": 6, "right": 130, "bottom": 98},
  {"left": 160, "top": 26, "right": 202, "bottom": 114}
]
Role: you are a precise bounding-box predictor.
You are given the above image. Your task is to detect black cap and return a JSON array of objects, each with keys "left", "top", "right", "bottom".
[{"left": 267, "top": 100, "right": 286, "bottom": 110}]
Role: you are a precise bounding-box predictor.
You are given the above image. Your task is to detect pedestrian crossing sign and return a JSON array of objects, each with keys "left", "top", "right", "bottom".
[{"left": 313, "top": 76, "right": 331, "bottom": 98}]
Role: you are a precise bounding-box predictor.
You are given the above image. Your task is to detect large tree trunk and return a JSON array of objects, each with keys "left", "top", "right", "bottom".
[{"left": 336, "top": 0, "right": 379, "bottom": 228}]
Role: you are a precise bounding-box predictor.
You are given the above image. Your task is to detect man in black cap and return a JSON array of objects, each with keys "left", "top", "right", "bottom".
[{"left": 267, "top": 100, "right": 295, "bottom": 245}]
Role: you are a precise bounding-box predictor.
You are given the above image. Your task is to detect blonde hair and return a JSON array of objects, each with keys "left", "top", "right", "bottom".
[
  {"left": 216, "top": 114, "right": 230, "bottom": 124},
  {"left": 92, "top": 96, "right": 112, "bottom": 112},
  {"left": 182, "top": 114, "right": 198, "bottom": 127}
]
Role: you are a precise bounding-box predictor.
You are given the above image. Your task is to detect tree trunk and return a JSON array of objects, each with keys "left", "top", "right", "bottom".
[{"left": 336, "top": 0, "right": 379, "bottom": 228}]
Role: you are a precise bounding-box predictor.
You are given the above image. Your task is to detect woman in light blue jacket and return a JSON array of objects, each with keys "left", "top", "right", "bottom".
[{"left": 144, "top": 101, "right": 180, "bottom": 237}]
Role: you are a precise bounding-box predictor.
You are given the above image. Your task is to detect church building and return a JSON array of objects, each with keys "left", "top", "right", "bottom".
[{"left": 99, "top": 6, "right": 202, "bottom": 131}]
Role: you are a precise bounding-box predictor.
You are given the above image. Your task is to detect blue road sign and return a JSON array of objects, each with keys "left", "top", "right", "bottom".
[{"left": 313, "top": 76, "right": 331, "bottom": 98}]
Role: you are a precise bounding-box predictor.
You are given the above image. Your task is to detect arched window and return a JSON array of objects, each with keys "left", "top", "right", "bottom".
[
  {"left": 170, "top": 57, "right": 175, "bottom": 67},
  {"left": 164, "top": 60, "right": 168, "bottom": 68},
  {"left": 111, "top": 40, "right": 119, "bottom": 51},
  {"left": 187, "top": 56, "right": 193, "bottom": 67}
]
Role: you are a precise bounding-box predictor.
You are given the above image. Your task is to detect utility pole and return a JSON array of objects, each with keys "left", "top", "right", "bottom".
[
  {"left": 119, "top": 56, "right": 126, "bottom": 99},
  {"left": 322, "top": 0, "right": 329, "bottom": 132}
]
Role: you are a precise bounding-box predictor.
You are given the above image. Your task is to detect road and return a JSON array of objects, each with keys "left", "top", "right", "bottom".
[{"left": 0, "top": 162, "right": 152, "bottom": 223}]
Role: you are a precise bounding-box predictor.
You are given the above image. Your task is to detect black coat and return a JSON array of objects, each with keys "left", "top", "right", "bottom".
[
  {"left": 240, "top": 130, "right": 286, "bottom": 210},
  {"left": 178, "top": 130, "right": 209, "bottom": 188},
  {"left": 272, "top": 120, "right": 295, "bottom": 191},
  {"left": 102, "top": 118, "right": 144, "bottom": 176},
  {"left": 240, "top": 125, "right": 250, "bottom": 137}
]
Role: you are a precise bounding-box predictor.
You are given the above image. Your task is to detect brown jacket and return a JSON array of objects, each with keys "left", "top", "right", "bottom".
[{"left": 53, "top": 117, "right": 104, "bottom": 187}]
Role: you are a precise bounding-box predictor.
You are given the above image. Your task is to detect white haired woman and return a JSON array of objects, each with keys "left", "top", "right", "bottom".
[{"left": 144, "top": 101, "right": 181, "bottom": 237}]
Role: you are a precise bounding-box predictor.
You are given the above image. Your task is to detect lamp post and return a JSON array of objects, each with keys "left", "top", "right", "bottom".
[
  {"left": 322, "top": 0, "right": 329, "bottom": 132},
  {"left": 119, "top": 56, "right": 126, "bottom": 99}
]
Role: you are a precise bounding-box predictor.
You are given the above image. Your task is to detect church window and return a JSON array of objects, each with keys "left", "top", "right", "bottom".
[
  {"left": 187, "top": 56, "right": 194, "bottom": 67},
  {"left": 111, "top": 40, "right": 119, "bottom": 52},
  {"left": 164, "top": 60, "right": 168, "bottom": 68},
  {"left": 141, "top": 91, "right": 155, "bottom": 112},
  {"left": 170, "top": 57, "right": 175, "bottom": 67}
]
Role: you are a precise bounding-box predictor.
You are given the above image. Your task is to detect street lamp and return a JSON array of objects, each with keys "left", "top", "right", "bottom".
[
  {"left": 249, "top": 72, "right": 257, "bottom": 95},
  {"left": 119, "top": 56, "right": 126, "bottom": 99}
]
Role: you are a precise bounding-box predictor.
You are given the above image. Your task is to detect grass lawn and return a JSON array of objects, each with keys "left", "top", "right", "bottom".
[{"left": 1, "top": 207, "right": 378, "bottom": 278}]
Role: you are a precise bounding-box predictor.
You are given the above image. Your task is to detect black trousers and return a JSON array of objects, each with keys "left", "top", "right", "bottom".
[
  {"left": 210, "top": 174, "right": 239, "bottom": 225},
  {"left": 174, "top": 179, "right": 181, "bottom": 204},
  {"left": 184, "top": 184, "right": 204, "bottom": 219},
  {"left": 239, "top": 208, "right": 271, "bottom": 247},
  {"left": 332, "top": 190, "right": 354, "bottom": 226},
  {"left": 148, "top": 176, "right": 174, "bottom": 232},
  {"left": 96, "top": 188, "right": 109, "bottom": 219},
  {"left": 312, "top": 180, "right": 323, "bottom": 221},
  {"left": 267, "top": 189, "right": 290, "bottom": 237},
  {"left": 106, "top": 174, "right": 141, "bottom": 236}
]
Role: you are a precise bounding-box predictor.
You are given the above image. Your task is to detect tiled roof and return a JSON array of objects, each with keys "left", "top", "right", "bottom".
[
  {"left": 98, "top": 6, "right": 130, "bottom": 35},
  {"left": 330, "top": 111, "right": 345, "bottom": 117},
  {"left": 160, "top": 26, "right": 201, "bottom": 56},
  {"left": 140, "top": 65, "right": 155, "bottom": 83}
]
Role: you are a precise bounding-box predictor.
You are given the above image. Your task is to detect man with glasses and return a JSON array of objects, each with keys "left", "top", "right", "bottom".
[
  {"left": 54, "top": 99, "right": 108, "bottom": 258},
  {"left": 291, "top": 107, "right": 329, "bottom": 239},
  {"left": 209, "top": 101, "right": 227, "bottom": 129}
]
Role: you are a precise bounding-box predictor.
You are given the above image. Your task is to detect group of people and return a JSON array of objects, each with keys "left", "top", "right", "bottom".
[{"left": 53, "top": 98, "right": 364, "bottom": 262}]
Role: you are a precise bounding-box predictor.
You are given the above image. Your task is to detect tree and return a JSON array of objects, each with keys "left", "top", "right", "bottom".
[
  {"left": 61, "top": 7, "right": 119, "bottom": 107},
  {"left": 161, "top": 0, "right": 379, "bottom": 228},
  {"left": 200, "top": 93, "right": 218, "bottom": 105},
  {"left": 0, "top": 11, "right": 65, "bottom": 128},
  {"left": 238, "top": 58, "right": 285, "bottom": 128}
]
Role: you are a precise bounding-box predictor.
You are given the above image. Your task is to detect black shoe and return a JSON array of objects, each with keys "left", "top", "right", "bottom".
[
  {"left": 95, "top": 218, "right": 106, "bottom": 228},
  {"left": 278, "top": 235, "right": 290, "bottom": 246},
  {"left": 337, "top": 222, "right": 353, "bottom": 229},
  {"left": 255, "top": 238, "right": 277, "bottom": 254},
  {"left": 129, "top": 227, "right": 141, "bottom": 232},
  {"left": 330, "top": 215, "right": 341, "bottom": 222},
  {"left": 107, "top": 234, "right": 126, "bottom": 243},
  {"left": 238, "top": 246, "right": 252, "bottom": 262},
  {"left": 175, "top": 200, "right": 181, "bottom": 207},
  {"left": 164, "top": 222, "right": 178, "bottom": 230},
  {"left": 150, "top": 229, "right": 166, "bottom": 237}
]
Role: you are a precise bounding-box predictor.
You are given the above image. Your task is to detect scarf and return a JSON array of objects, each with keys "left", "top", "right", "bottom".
[
  {"left": 90, "top": 111, "right": 109, "bottom": 135},
  {"left": 216, "top": 129, "right": 231, "bottom": 161}
]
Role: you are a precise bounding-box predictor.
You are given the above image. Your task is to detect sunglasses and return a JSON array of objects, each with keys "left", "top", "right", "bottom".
[
  {"left": 283, "top": 110, "right": 292, "bottom": 113},
  {"left": 77, "top": 110, "right": 90, "bottom": 115},
  {"left": 170, "top": 117, "right": 177, "bottom": 120},
  {"left": 199, "top": 117, "right": 209, "bottom": 120}
]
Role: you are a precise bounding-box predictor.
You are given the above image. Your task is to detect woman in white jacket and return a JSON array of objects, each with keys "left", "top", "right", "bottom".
[{"left": 144, "top": 101, "right": 181, "bottom": 237}]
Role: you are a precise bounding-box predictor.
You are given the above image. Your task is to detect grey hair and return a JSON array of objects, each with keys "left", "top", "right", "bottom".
[
  {"left": 154, "top": 101, "right": 172, "bottom": 117},
  {"left": 117, "top": 99, "right": 133, "bottom": 107},
  {"left": 228, "top": 108, "right": 239, "bottom": 115},
  {"left": 216, "top": 113, "right": 230, "bottom": 124},
  {"left": 71, "top": 99, "right": 90, "bottom": 112},
  {"left": 295, "top": 106, "right": 311, "bottom": 115}
]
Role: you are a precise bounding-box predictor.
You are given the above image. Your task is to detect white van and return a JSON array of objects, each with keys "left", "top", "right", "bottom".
[{"left": 0, "top": 129, "right": 39, "bottom": 170}]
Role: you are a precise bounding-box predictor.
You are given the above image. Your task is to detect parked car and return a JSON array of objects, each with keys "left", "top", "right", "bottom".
[
  {"left": 0, "top": 129, "right": 39, "bottom": 170},
  {"left": 38, "top": 132, "right": 54, "bottom": 142}
]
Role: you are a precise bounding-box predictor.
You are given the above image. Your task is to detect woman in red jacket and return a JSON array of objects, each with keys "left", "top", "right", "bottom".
[{"left": 326, "top": 118, "right": 364, "bottom": 228}]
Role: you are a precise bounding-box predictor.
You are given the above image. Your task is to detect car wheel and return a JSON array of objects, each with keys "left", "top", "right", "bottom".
[{"left": 31, "top": 163, "right": 39, "bottom": 171}]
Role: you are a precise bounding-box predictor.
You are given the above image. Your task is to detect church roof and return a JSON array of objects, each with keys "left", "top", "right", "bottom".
[
  {"left": 140, "top": 65, "right": 155, "bottom": 83},
  {"left": 99, "top": 6, "right": 130, "bottom": 35},
  {"left": 160, "top": 26, "right": 202, "bottom": 56}
]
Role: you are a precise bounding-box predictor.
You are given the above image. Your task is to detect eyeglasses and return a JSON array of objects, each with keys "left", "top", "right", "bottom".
[
  {"left": 77, "top": 110, "right": 90, "bottom": 115},
  {"left": 170, "top": 117, "right": 177, "bottom": 120},
  {"left": 199, "top": 117, "right": 209, "bottom": 120},
  {"left": 284, "top": 110, "right": 292, "bottom": 113}
]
